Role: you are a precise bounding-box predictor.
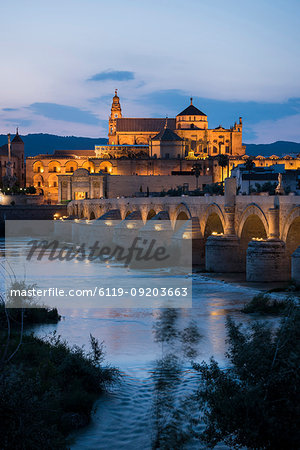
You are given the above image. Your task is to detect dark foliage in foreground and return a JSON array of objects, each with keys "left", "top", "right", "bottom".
[
  {"left": 241, "top": 293, "right": 290, "bottom": 315},
  {"left": 2, "top": 280, "right": 61, "bottom": 326},
  {"left": 0, "top": 332, "right": 119, "bottom": 449},
  {"left": 192, "top": 301, "right": 300, "bottom": 449},
  {"left": 0, "top": 304, "right": 61, "bottom": 327}
]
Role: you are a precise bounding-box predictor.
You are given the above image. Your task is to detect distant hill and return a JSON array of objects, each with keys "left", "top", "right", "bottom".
[
  {"left": 0, "top": 134, "right": 299, "bottom": 158},
  {"left": 0, "top": 133, "right": 108, "bottom": 157},
  {"left": 245, "top": 141, "right": 300, "bottom": 157}
]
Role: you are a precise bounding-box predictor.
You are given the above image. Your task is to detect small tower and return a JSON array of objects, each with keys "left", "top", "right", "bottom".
[
  {"left": 11, "top": 128, "right": 25, "bottom": 187},
  {"left": 108, "top": 89, "right": 122, "bottom": 145},
  {"left": 176, "top": 98, "right": 208, "bottom": 130}
]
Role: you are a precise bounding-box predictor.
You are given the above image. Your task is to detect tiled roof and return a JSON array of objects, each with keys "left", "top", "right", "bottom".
[
  {"left": 53, "top": 149, "right": 96, "bottom": 157},
  {"left": 177, "top": 104, "right": 206, "bottom": 117},
  {"left": 152, "top": 128, "right": 183, "bottom": 142},
  {"left": 116, "top": 118, "right": 176, "bottom": 132},
  {"left": 12, "top": 133, "right": 23, "bottom": 143}
]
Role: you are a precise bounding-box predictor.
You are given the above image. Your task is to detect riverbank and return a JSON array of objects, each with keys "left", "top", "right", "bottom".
[{"left": 0, "top": 316, "right": 119, "bottom": 449}]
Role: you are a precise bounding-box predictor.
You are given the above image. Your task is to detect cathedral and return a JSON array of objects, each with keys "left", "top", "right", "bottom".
[
  {"left": 107, "top": 90, "right": 245, "bottom": 157},
  {"left": 25, "top": 91, "right": 300, "bottom": 203}
]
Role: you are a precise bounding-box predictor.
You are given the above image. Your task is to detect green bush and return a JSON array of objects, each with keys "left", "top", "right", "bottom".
[
  {"left": 192, "top": 301, "right": 300, "bottom": 449},
  {"left": 0, "top": 332, "right": 119, "bottom": 449},
  {"left": 242, "top": 293, "right": 289, "bottom": 315}
]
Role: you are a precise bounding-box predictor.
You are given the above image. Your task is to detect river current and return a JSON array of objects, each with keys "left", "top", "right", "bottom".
[{"left": 1, "top": 238, "right": 271, "bottom": 449}]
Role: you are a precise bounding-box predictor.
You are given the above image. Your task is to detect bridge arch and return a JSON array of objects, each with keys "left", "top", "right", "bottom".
[
  {"left": 237, "top": 204, "right": 269, "bottom": 239},
  {"left": 281, "top": 206, "right": 300, "bottom": 256},
  {"left": 174, "top": 211, "right": 189, "bottom": 231},
  {"left": 89, "top": 210, "right": 96, "bottom": 220},
  {"left": 171, "top": 203, "right": 192, "bottom": 230},
  {"left": 146, "top": 208, "right": 157, "bottom": 221},
  {"left": 281, "top": 206, "right": 300, "bottom": 242},
  {"left": 79, "top": 208, "right": 85, "bottom": 219},
  {"left": 202, "top": 203, "right": 226, "bottom": 238},
  {"left": 238, "top": 204, "right": 268, "bottom": 267},
  {"left": 73, "top": 204, "right": 78, "bottom": 217}
]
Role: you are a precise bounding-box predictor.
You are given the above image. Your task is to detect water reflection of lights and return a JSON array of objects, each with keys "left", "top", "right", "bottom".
[
  {"left": 127, "top": 223, "right": 134, "bottom": 229},
  {"left": 154, "top": 225, "right": 162, "bottom": 231},
  {"left": 182, "top": 233, "right": 191, "bottom": 239},
  {"left": 105, "top": 221, "right": 113, "bottom": 226}
]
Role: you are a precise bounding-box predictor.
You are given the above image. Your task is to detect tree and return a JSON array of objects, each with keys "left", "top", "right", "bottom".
[
  {"left": 192, "top": 301, "right": 300, "bottom": 449},
  {"left": 26, "top": 186, "right": 36, "bottom": 194},
  {"left": 191, "top": 162, "right": 202, "bottom": 189},
  {"left": 217, "top": 154, "right": 229, "bottom": 183},
  {"left": 244, "top": 157, "right": 255, "bottom": 194}
]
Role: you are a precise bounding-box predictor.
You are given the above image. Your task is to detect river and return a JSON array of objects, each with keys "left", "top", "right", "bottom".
[{"left": 1, "top": 237, "right": 272, "bottom": 449}]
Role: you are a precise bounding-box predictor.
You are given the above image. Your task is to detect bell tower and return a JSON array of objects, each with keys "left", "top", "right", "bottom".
[
  {"left": 108, "top": 89, "right": 122, "bottom": 145},
  {"left": 11, "top": 128, "right": 25, "bottom": 186}
]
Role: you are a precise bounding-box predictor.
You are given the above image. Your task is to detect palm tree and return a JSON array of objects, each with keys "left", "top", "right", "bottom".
[
  {"left": 244, "top": 157, "right": 255, "bottom": 194},
  {"left": 217, "top": 154, "right": 229, "bottom": 183},
  {"left": 191, "top": 162, "right": 202, "bottom": 189}
]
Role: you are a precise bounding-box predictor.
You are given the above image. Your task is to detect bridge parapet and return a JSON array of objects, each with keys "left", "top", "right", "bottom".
[{"left": 67, "top": 193, "right": 300, "bottom": 247}]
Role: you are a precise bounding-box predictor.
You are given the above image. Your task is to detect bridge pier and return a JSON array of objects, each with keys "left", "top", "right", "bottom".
[
  {"left": 113, "top": 211, "right": 143, "bottom": 249},
  {"left": 268, "top": 207, "right": 280, "bottom": 239},
  {"left": 205, "top": 184, "right": 242, "bottom": 272},
  {"left": 246, "top": 239, "right": 289, "bottom": 282},
  {"left": 291, "top": 246, "right": 300, "bottom": 285},
  {"left": 172, "top": 217, "right": 203, "bottom": 266},
  {"left": 205, "top": 234, "right": 242, "bottom": 273}
]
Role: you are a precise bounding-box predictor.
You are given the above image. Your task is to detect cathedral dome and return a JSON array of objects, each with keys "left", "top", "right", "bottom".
[
  {"left": 152, "top": 127, "right": 183, "bottom": 142},
  {"left": 176, "top": 98, "right": 208, "bottom": 130},
  {"left": 177, "top": 98, "right": 206, "bottom": 117}
]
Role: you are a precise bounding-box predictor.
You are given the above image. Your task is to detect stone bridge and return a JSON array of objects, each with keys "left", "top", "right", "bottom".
[{"left": 67, "top": 179, "right": 300, "bottom": 282}]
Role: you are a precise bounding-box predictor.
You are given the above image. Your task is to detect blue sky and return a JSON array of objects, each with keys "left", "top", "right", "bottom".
[{"left": 0, "top": 0, "right": 300, "bottom": 143}]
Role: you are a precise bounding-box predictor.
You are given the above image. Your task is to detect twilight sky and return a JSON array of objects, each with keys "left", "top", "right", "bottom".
[{"left": 0, "top": 0, "right": 300, "bottom": 143}]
